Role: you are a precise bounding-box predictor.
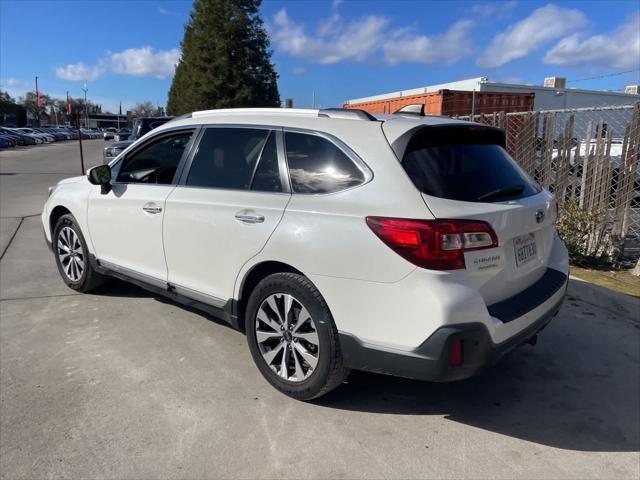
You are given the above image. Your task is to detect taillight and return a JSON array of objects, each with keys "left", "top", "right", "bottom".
[
  {"left": 449, "top": 339, "right": 464, "bottom": 366},
  {"left": 365, "top": 217, "right": 498, "bottom": 270}
]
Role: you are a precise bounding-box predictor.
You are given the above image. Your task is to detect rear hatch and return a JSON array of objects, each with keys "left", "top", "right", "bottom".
[{"left": 395, "top": 124, "right": 556, "bottom": 305}]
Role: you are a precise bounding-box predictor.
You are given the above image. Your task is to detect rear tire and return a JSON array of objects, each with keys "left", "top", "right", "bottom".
[
  {"left": 246, "top": 272, "right": 350, "bottom": 400},
  {"left": 53, "top": 214, "right": 107, "bottom": 292}
]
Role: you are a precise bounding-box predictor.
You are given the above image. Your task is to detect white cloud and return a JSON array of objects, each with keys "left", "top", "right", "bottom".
[
  {"left": 55, "top": 46, "right": 180, "bottom": 81},
  {"left": 382, "top": 20, "right": 474, "bottom": 65},
  {"left": 55, "top": 62, "right": 105, "bottom": 81},
  {"left": 471, "top": 1, "right": 517, "bottom": 18},
  {"left": 331, "top": 0, "right": 343, "bottom": 8},
  {"left": 293, "top": 66, "right": 306, "bottom": 75},
  {"left": 270, "top": 9, "right": 388, "bottom": 64},
  {"left": 477, "top": 4, "right": 587, "bottom": 68},
  {"left": 158, "top": 7, "right": 169, "bottom": 15},
  {"left": 109, "top": 47, "right": 179, "bottom": 78},
  {"left": 270, "top": 9, "right": 472, "bottom": 66},
  {"left": 544, "top": 14, "right": 640, "bottom": 70}
]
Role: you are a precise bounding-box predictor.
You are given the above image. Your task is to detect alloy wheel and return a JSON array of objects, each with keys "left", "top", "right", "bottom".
[
  {"left": 255, "top": 293, "right": 320, "bottom": 382},
  {"left": 57, "top": 226, "right": 85, "bottom": 282}
]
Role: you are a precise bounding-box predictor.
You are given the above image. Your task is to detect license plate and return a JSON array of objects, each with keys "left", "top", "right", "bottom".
[{"left": 514, "top": 233, "right": 538, "bottom": 267}]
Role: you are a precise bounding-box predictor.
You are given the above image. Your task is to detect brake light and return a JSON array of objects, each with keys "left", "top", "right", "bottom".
[
  {"left": 449, "top": 339, "right": 464, "bottom": 366},
  {"left": 365, "top": 217, "right": 498, "bottom": 270}
]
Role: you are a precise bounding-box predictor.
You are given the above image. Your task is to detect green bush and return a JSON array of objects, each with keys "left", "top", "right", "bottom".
[{"left": 557, "top": 200, "right": 611, "bottom": 266}]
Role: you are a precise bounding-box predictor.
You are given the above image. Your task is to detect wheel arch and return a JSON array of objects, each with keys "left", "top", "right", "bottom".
[
  {"left": 49, "top": 205, "right": 72, "bottom": 237},
  {"left": 235, "top": 260, "right": 304, "bottom": 332}
]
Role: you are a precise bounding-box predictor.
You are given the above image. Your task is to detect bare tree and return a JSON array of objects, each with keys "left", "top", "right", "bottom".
[{"left": 130, "top": 101, "right": 162, "bottom": 118}]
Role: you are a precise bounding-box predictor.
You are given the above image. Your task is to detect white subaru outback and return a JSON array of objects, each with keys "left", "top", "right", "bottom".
[{"left": 42, "top": 108, "right": 569, "bottom": 400}]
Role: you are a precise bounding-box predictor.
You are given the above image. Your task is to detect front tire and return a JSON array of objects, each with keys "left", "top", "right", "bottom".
[
  {"left": 53, "top": 214, "right": 107, "bottom": 292},
  {"left": 246, "top": 273, "right": 350, "bottom": 400}
]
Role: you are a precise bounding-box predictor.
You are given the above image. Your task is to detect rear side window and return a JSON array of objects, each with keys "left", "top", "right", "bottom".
[
  {"left": 187, "top": 128, "right": 270, "bottom": 190},
  {"left": 251, "top": 132, "right": 282, "bottom": 192},
  {"left": 284, "top": 132, "right": 365, "bottom": 194},
  {"left": 402, "top": 127, "right": 539, "bottom": 202}
]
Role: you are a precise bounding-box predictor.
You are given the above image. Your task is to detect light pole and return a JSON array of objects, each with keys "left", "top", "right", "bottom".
[
  {"left": 35, "top": 76, "right": 40, "bottom": 126},
  {"left": 82, "top": 83, "right": 89, "bottom": 128}
]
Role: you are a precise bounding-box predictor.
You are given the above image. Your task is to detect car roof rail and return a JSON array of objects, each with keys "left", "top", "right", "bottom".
[
  {"left": 393, "top": 104, "right": 425, "bottom": 116},
  {"left": 191, "top": 108, "right": 319, "bottom": 119},
  {"left": 189, "top": 107, "right": 377, "bottom": 121},
  {"left": 318, "top": 108, "right": 377, "bottom": 121}
]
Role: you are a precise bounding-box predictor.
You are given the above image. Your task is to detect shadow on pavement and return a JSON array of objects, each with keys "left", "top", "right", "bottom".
[
  {"left": 92, "top": 278, "right": 639, "bottom": 454},
  {"left": 315, "top": 329, "right": 639, "bottom": 453}
]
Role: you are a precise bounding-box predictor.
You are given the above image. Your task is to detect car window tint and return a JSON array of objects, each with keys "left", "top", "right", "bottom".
[
  {"left": 116, "top": 131, "right": 193, "bottom": 185},
  {"left": 284, "top": 132, "right": 364, "bottom": 194},
  {"left": 186, "top": 128, "right": 270, "bottom": 190},
  {"left": 251, "top": 132, "right": 282, "bottom": 193},
  {"left": 402, "top": 127, "right": 539, "bottom": 202}
]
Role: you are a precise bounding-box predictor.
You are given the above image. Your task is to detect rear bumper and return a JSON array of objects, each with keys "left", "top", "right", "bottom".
[{"left": 339, "top": 269, "right": 567, "bottom": 382}]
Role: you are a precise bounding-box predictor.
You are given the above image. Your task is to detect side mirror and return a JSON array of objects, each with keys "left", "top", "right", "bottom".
[{"left": 87, "top": 164, "right": 112, "bottom": 194}]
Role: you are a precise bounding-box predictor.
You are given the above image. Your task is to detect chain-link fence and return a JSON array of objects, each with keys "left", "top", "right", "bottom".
[{"left": 457, "top": 102, "right": 640, "bottom": 260}]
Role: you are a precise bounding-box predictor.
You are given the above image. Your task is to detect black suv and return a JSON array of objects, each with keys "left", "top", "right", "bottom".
[{"left": 103, "top": 117, "right": 173, "bottom": 163}]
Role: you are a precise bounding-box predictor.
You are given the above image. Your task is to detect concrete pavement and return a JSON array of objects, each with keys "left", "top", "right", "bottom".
[{"left": 0, "top": 141, "right": 638, "bottom": 479}]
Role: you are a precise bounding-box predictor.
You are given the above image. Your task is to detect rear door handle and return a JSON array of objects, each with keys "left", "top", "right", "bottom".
[
  {"left": 142, "top": 203, "right": 163, "bottom": 214},
  {"left": 235, "top": 213, "right": 265, "bottom": 224}
]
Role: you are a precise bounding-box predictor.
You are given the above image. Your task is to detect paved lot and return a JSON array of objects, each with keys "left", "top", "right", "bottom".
[{"left": 1, "top": 141, "right": 639, "bottom": 479}]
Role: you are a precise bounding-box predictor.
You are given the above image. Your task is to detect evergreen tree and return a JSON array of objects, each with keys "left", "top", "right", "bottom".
[{"left": 167, "top": 0, "right": 280, "bottom": 115}]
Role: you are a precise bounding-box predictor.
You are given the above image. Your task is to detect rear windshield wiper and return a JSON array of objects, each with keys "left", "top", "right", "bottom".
[{"left": 477, "top": 184, "right": 525, "bottom": 201}]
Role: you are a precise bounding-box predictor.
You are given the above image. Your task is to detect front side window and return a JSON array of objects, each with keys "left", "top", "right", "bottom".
[
  {"left": 284, "top": 132, "right": 365, "bottom": 194},
  {"left": 116, "top": 130, "right": 193, "bottom": 184},
  {"left": 186, "top": 128, "right": 270, "bottom": 190}
]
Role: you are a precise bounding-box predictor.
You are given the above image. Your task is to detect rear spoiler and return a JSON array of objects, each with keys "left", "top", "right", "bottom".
[
  {"left": 385, "top": 123, "right": 507, "bottom": 160},
  {"left": 393, "top": 104, "right": 425, "bottom": 116}
]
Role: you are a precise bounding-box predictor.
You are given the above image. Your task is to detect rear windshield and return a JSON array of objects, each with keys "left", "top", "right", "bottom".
[{"left": 402, "top": 127, "right": 539, "bottom": 202}]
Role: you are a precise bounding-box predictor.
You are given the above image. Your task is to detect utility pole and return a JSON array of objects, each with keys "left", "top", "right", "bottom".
[
  {"left": 82, "top": 83, "right": 89, "bottom": 128},
  {"left": 35, "top": 76, "right": 40, "bottom": 126}
]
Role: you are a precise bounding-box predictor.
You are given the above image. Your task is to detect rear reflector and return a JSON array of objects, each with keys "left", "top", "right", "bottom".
[
  {"left": 449, "top": 339, "right": 464, "bottom": 366},
  {"left": 365, "top": 217, "right": 498, "bottom": 270}
]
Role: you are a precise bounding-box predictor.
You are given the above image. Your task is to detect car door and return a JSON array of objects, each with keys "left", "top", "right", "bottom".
[
  {"left": 163, "top": 126, "right": 290, "bottom": 305},
  {"left": 87, "top": 128, "right": 197, "bottom": 286}
]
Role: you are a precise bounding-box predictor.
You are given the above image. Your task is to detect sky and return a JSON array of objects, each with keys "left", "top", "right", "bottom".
[{"left": 1, "top": 0, "right": 639, "bottom": 113}]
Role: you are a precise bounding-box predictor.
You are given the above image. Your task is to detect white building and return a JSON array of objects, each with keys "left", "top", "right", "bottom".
[{"left": 346, "top": 77, "right": 640, "bottom": 111}]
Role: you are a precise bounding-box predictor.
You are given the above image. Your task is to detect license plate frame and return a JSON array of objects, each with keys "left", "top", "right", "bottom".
[{"left": 514, "top": 233, "right": 538, "bottom": 267}]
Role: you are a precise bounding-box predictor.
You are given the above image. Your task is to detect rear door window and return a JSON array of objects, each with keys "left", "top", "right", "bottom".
[
  {"left": 284, "top": 132, "right": 365, "bottom": 194},
  {"left": 186, "top": 128, "right": 270, "bottom": 190},
  {"left": 402, "top": 127, "right": 539, "bottom": 202}
]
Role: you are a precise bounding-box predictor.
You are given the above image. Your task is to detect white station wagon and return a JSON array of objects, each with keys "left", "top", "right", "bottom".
[{"left": 43, "top": 108, "right": 569, "bottom": 400}]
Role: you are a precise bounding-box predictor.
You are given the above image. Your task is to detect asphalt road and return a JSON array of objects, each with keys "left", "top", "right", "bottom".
[{"left": 1, "top": 140, "right": 639, "bottom": 479}]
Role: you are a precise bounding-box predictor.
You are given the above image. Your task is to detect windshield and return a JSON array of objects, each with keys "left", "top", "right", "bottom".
[{"left": 402, "top": 126, "right": 540, "bottom": 203}]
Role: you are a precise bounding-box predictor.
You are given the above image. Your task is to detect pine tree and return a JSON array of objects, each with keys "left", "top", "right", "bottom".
[{"left": 167, "top": 0, "right": 280, "bottom": 115}]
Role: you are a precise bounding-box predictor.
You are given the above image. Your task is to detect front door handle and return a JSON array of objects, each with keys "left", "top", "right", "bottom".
[
  {"left": 235, "top": 213, "right": 265, "bottom": 224},
  {"left": 142, "top": 203, "right": 163, "bottom": 214}
]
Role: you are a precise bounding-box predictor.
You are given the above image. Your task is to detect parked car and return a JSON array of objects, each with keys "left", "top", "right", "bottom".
[
  {"left": 36, "top": 128, "right": 68, "bottom": 141},
  {"left": 43, "top": 108, "right": 568, "bottom": 400},
  {"left": 0, "top": 134, "right": 18, "bottom": 147},
  {"left": 114, "top": 129, "right": 131, "bottom": 142},
  {"left": 18, "top": 128, "right": 55, "bottom": 143},
  {"left": 80, "top": 129, "right": 101, "bottom": 139},
  {"left": 103, "top": 117, "right": 172, "bottom": 162},
  {"left": 59, "top": 127, "right": 79, "bottom": 140},
  {"left": 0, "top": 127, "right": 37, "bottom": 145},
  {"left": 0, "top": 136, "right": 11, "bottom": 149},
  {"left": 102, "top": 140, "right": 132, "bottom": 163},
  {"left": 103, "top": 127, "right": 117, "bottom": 140}
]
